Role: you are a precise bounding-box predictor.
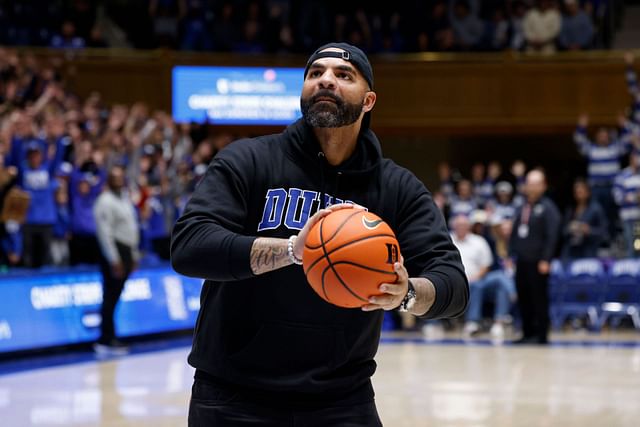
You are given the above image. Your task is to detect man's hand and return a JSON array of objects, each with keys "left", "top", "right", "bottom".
[
  {"left": 293, "top": 203, "right": 364, "bottom": 260},
  {"left": 538, "top": 260, "right": 550, "bottom": 275},
  {"left": 112, "top": 262, "right": 125, "bottom": 279},
  {"left": 361, "top": 260, "right": 408, "bottom": 312}
]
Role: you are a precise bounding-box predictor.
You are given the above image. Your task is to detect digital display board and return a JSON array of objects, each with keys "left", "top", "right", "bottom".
[
  {"left": 172, "top": 66, "right": 304, "bottom": 125},
  {"left": 0, "top": 266, "right": 203, "bottom": 353}
]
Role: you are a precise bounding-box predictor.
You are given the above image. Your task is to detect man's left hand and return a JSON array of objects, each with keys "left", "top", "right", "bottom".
[
  {"left": 538, "top": 260, "right": 550, "bottom": 275},
  {"left": 361, "top": 260, "right": 409, "bottom": 312}
]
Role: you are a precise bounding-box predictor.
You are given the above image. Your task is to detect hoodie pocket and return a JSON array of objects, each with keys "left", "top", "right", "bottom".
[{"left": 228, "top": 321, "right": 346, "bottom": 376}]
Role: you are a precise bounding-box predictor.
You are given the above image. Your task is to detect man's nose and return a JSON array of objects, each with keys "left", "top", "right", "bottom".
[{"left": 317, "top": 70, "right": 337, "bottom": 89}]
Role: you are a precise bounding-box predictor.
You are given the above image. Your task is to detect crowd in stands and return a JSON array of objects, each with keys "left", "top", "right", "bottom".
[
  {"left": 0, "top": 47, "right": 235, "bottom": 269},
  {"left": 0, "top": 1, "right": 611, "bottom": 54},
  {"left": 424, "top": 53, "right": 640, "bottom": 339}
]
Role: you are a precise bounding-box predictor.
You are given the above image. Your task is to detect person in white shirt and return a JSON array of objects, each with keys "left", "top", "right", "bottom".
[
  {"left": 451, "top": 214, "right": 512, "bottom": 341},
  {"left": 93, "top": 165, "right": 140, "bottom": 355},
  {"left": 523, "top": 0, "right": 561, "bottom": 54}
]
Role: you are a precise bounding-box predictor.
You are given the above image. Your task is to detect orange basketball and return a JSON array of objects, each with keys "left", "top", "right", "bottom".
[{"left": 302, "top": 209, "right": 401, "bottom": 308}]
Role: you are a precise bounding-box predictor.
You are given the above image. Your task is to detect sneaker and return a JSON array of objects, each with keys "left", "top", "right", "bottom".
[
  {"left": 93, "top": 339, "right": 130, "bottom": 356},
  {"left": 490, "top": 323, "right": 505, "bottom": 342},
  {"left": 462, "top": 321, "right": 480, "bottom": 338}
]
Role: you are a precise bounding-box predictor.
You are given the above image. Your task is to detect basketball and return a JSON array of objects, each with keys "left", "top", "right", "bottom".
[{"left": 302, "top": 209, "right": 401, "bottom": 308}]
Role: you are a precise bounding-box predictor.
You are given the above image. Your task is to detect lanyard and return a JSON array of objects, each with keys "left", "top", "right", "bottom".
[{"left": 521, "top": 203, "right": 532, "bottom": 226}]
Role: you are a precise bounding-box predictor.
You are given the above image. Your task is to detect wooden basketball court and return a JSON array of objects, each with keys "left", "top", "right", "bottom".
[{"left": 1, "top": 331, "right": 639, "bottom": 426}]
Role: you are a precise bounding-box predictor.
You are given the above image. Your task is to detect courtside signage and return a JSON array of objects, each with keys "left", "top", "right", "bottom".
[
  {"left": 0, "top": 266, "right": 203, "bottom": 353},
  {"left": 172, "top": 66, "right": 304, "bottom": 125}
]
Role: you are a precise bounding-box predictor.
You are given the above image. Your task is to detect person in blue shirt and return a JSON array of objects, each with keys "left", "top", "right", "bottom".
[
  {"left": 18, "top": 142, "right": 59, "bottom": 268},
  {"left": 69, "top": 163, "right": 105, "bottom": 265},
  {"left": 558, "top": 0, "right": 594, "bottom": 50}
]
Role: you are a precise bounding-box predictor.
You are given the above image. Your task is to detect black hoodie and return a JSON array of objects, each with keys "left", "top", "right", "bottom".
[{"left": 171, "top": 118, "right": 468, "bottom": 406}]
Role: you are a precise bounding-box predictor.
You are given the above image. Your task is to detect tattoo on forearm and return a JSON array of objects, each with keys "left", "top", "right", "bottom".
[{"left": 250, "top": 238, "right": 291, "bottom": 275}]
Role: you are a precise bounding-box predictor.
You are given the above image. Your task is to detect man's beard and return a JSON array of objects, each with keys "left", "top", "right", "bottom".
[{"left": 300, "top": 91, "right": 364, "bottom": 128}]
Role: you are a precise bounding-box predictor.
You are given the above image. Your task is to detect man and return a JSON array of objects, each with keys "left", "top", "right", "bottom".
[
  {"left": 452, "top": 214, "right": 513, "bottom": 342},
  {"left": 171, "top": 42, "right": 468, "bottom": 426},
  {"left": 93, "top": 166, "right": 139, "bottom": 355},
  {"left": 509, "top": 169, "right": 561, "bottom": 344},
  {"left": 613, "top": 153, "right": 640, "bottom": 257}
]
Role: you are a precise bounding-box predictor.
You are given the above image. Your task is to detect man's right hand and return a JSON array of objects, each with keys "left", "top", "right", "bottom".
[
  {"left": 111, "top": 262, "right": 125, "bottom": 279},
  {"left": 293, "top": 203, "right": 365, "bottom": 260}
]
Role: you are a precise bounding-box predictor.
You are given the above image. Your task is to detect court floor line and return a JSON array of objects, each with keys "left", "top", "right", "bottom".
[{"left": 1, "top": 334, "right": 639, "bottom": 376}]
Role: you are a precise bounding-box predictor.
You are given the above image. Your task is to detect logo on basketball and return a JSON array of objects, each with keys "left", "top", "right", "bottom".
[
  {"left": 385, "top": 243, "right": 399, "bottom": 265},
  {"left": 362, "top": 216, "right": 383, "bottom": 230}
]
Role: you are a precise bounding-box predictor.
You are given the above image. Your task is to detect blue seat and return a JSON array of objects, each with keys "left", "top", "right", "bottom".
[
  {"left": 548, "top": 259, "right": 565, "bottom": 329},
  {"left": 599, "top": 259, "right": 640, "bottom": 330},
  {"left": 553, "top": 258, "right": 606, "bottom": 330}
]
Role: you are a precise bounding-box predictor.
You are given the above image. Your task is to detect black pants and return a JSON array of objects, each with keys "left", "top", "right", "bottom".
[
  {"left": 98, "top": 242, "right": 134, "bottom": 344},
  {"left": 22, "top": 224, "right": 53, "bottom": 268},
  {"left": 188, "top": 379, "right": 383, "bottom": 427},
  {"left": 515, "top": 260, "right": 550, "bottom": 343},
  {"left": 70, "top": 234, "right": 101, "bottom": 266}
]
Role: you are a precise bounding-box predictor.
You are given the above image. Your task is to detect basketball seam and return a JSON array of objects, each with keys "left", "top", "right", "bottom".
[
  {"left": 321, "top": 263, "right": 369, "bottom": 304},
  {"left": 330, "top": 261, "right": 399, "bottom": 276},
  {"left": 318, "top": 219, "right": 377, "bottom": 305},
  {"left": 304, "top": 209, "right": 365, "bottom": 250},
  {"left": 304, "top": 233, "right": 397, "bottom": 276}
]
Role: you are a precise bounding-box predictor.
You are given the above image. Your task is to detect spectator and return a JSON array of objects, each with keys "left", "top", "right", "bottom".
[
  {"left": 449, "top": 0, "right": 485, "bottom": 50},
  {"left": 523, "top": 0, "right": 561, "bottom": 54},
  {"left": 211, "top": 2, "right": 238, "bottom": 52},
  {"left": 471, "top": 162, "right": 493, "bottom": 207},
  {"left": 450, "top": 179, "right": 478, "bottom": 218},
  {"left": 510, "top": 169, "right": 561, "bottom": 345},
  {"left": 426, "top": 0, "right": 455, "bottom": 51},
  {"left": 93, "top": 166, "right": 140, "bottom": 355},
  {"left": 574, "top": 113, "right": 630, "bottom": 239},
  {"left": 18, "top": 142, "right": 59, "bottom": 268},
  {"left": 558, "top": 0, "right": 594, "bottom": 50},
  {"left": 624, "top": 52, "right": 640, "bottom": 128},
  {"left": 50, "top": 20, "right": 86, "bottom": 49},
  {"left": 180, "top": 0, "right": 213, "bottom": 51},
  {"left": 51, "top": 182, "right": 71, "bottom": 266},
  {"left": 487, "top": 180, "right": 517, "bottom": 221},
  {"left": 438, "top": 161, "right": 456, "bottom": 202},
  {"left": 561, "top": 178, "right": 608, "bottom": 259},
  {"left": 486, "top": 6, "right": 511, "bottom": 51},
  {"left": 451, "top": 214, "right": 512, "bottom": 342},
  {"left": 69, "top": 164, "right": 105, "bottom": 265},
  {"left": 510, "top": 159, "right": 527, "bottom": 207},
  {"left": 613, "top": 153, "right": 640, "bottom": 258},
  {"left": 510, "top": 1, "right": 530, "bottom": 51}
]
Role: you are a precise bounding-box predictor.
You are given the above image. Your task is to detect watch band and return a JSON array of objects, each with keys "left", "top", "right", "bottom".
[{"left": 398, "top": 279, "right": 416, "bottom": 312}]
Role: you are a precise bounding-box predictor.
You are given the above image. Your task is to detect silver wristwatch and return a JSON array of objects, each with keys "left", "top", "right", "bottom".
[{"left": 398, "top": 279, "right": 417, "bottom": 312}]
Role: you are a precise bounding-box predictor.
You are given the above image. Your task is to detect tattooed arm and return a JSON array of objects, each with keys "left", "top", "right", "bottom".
[
  {"left": 250, "top": 238, "right": 291, "bottom": 275},
  {"left": 249, "top": 204, "right": 365, "bottom": 276}
]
